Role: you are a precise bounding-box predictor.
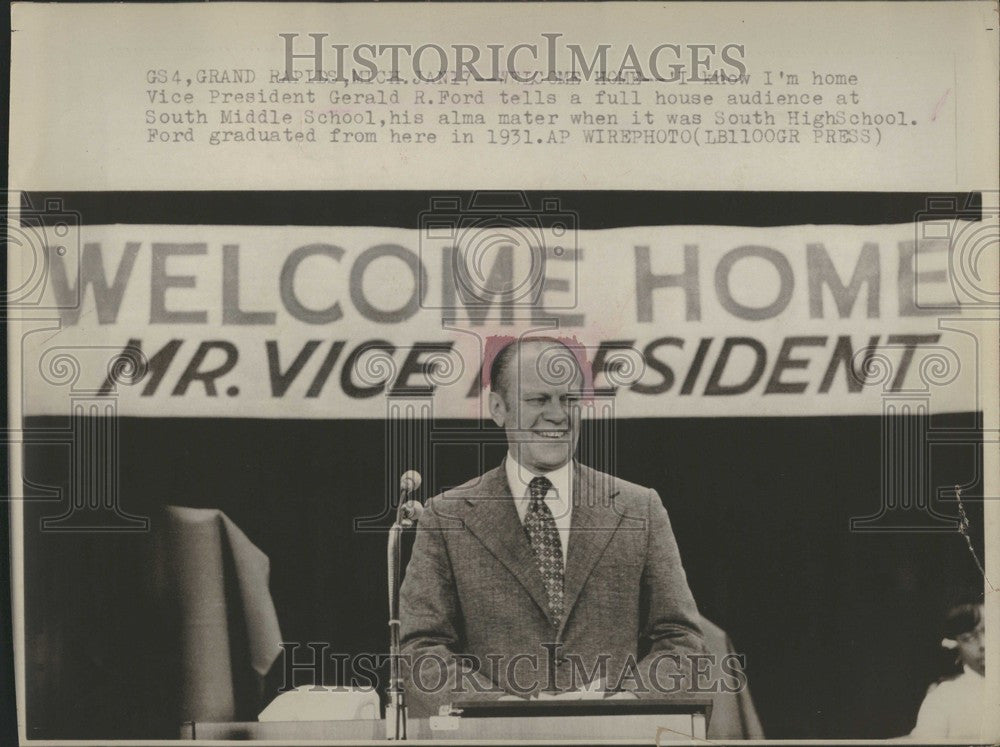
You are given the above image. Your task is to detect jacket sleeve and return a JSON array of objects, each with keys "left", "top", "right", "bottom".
[
  {"left": 398, "top": 497, "right": 507, "bottom": 716},
  {"left": 629, "top": 489, "right": 705, "bottom": 697}
]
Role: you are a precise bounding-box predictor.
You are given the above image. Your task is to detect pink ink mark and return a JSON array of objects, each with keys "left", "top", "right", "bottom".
[
  {"left": 480, "top": 334, "right": 595, "bottom": 398},
  {"left": 930, "top": 89, "right": 951, "bottom": 122}
]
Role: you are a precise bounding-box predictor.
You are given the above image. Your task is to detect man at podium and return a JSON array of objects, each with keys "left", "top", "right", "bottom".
[{"left": 399, "top": 337, "right": 705, "bottom": 717}]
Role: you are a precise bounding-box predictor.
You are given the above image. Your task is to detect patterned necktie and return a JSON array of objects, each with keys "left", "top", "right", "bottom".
[{"left": 524, "top": 476, "right": 564, "bottom": 623}]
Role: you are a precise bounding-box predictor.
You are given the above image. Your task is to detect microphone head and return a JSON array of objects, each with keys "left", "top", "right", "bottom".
[
  {"left": 399, "top": 470, "right": 422, "bottom": 493},
  {"left": 400, "top": 500, "right": 425, "bottom": 527}
]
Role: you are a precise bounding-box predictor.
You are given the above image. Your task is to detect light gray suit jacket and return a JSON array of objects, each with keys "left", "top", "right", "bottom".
[{"left": 399, "top": 461, "right": 704, "bottom": 716}]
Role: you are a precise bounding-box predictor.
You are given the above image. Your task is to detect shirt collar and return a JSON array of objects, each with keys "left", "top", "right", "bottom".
[{"left": 505, "top": 452, "right": 572, "bottom": 506}]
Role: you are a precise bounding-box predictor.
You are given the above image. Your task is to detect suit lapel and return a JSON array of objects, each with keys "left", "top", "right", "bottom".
[
  {"left": 559, "top": 463, "right": 623, "bottom": 636},
  {"left": 461, "top": 465, "right": 554, "bottom": 623}
]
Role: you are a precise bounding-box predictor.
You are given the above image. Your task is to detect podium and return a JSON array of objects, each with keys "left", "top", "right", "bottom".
[{"left": 181, "top": 698, "right": 712, "bottom": 742}]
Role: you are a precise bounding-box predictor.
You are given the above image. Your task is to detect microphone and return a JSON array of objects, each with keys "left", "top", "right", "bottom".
[
  {"left": 397, "top": 470, "right": 424, "bottom": 526},
  {"left": 385, "top": 469, "right": 424, "bottom": 740},
  {"left": 399, "top": 470, "right": 422, "bottom": 495},
  {"left": 388, "top": 469, "right": 424, "bottom": 738}
]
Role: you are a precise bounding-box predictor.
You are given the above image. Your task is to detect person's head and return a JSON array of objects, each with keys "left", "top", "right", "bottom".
[
  {"left": 488, "top": 337, "right": 584, "bottom": 475},
  {"left": 942, "top": 602, "right": 984, "bottom": 676}
]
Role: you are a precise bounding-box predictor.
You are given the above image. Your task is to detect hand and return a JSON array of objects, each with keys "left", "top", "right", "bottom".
[
  {"left": 605, "top": 690, "right": 639, "bottom": 700},
  {"left": 580, "top": 677, "right": 607, "bottom": 695},
  {"left": 535, "top": 683, "right": 607, "bottom": 701},
  {"left": 535, "top": 689, "right": 588, "bottom": 701}
]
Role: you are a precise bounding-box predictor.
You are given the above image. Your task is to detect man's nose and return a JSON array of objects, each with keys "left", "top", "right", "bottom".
[{"left": 542, "top": 398, "right": 569, "bottom": 422}]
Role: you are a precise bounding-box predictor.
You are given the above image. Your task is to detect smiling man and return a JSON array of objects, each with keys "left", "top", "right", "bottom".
[{"left": 399, "top": 337, "right": 705, "bottom": 716}]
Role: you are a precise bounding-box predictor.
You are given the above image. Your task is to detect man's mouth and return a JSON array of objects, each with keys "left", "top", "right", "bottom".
[{"left": 536, "top": 429, "right": 568, "bottom": 439}]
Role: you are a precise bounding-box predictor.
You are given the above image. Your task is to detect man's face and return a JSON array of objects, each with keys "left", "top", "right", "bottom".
[
  {"left": 489, "top": 342, "right": 583, "bottom": 475},
  {"left": 955, "top": 613, "right": 985, "bottom": 676}
]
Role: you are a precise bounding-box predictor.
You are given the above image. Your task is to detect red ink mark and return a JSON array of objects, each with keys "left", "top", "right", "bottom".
[
  {"left": 481, "top": 334, "right": 594, "bottom": 396},
  {"left": 931, "top": 89, "right": 951, "bottom": 122}
]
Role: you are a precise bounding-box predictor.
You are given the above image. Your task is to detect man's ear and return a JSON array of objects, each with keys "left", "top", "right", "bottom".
[{"left": 488, "top": 390, "right": 507, "bottom": 428}]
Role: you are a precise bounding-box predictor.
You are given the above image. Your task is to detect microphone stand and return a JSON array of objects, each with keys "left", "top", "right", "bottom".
[
  {"left": 387, "top": 517, "right": 404, "bottom": 740},
  {"left": 387, "top": 486, "right": 420, "bottom": 740}
]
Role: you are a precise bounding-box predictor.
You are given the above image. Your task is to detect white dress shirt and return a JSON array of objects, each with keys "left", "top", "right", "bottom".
[
  {"left": 505, "top": 454, "right": 573, "bottom": 568},
  {"left": 909, "top": 665, "right": 985, "bottom": 740}
]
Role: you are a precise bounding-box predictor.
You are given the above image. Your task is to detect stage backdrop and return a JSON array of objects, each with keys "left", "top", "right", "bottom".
[
  {"left": 20, "top": 414, "right": 985, "bottom": 739},
  {"left": 12, "top": 191, "right": 992, "bottom": 739}
]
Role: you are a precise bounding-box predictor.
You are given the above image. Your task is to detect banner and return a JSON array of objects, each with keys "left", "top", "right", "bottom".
[{"left": 15, "top": 221, "right": 986, "bottom": 418}]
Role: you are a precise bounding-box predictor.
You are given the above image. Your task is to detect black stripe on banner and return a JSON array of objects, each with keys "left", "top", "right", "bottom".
[{"left": 21, "top": 191, "right": 982, "bottom": 228}]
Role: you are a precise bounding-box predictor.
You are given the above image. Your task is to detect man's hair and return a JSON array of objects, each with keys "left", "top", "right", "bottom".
[{"left": 489, "top": 337, "right": 581, "bottom": 402}]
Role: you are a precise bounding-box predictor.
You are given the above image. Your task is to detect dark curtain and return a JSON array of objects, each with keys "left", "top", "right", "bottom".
[{"left": 21, "top": 414, "right": 985, "bottom": 739}]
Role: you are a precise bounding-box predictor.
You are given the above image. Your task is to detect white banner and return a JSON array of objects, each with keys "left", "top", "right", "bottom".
[{"left": 13, "top": 222, "right": 991, "bottom": 418}]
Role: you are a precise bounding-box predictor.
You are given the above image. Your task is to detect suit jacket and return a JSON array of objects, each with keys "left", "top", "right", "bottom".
[{"left": 399, "top": 461, "right": 704, "bottom": 716}]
